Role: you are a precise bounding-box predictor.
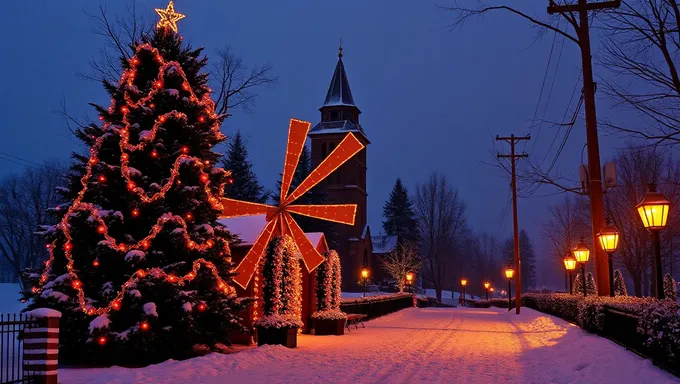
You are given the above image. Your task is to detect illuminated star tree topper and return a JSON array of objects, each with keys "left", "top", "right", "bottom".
[{"left": 155, "top": 0, "right": 186, "bottom": 33}]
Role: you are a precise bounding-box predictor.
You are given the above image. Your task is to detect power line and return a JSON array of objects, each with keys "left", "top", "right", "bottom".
[
  {"left": 0, "top": 155, "right": 38, "bottom": 170},
  {"left": 0, "top": 152, "right": 42, "bottom": 167}
]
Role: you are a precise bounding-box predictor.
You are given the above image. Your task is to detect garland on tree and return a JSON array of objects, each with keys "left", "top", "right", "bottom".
[
  {"left": 573, "top": 273, "right": 583, "bottom": 295},
  {"left": 664, "top": 273, "right": 677, "bottom": 301},
  {"left": 255, "top": 236, "right": 304, "bottom": 329},
  {"left": 312, "top": 250, "right": 346, "bottom": 320},
  {"left": 613, "top": 269, "right": 628, "bottom": 296},
  {"left": 24, "top": 21, "right": 250, "bottom": 364}
]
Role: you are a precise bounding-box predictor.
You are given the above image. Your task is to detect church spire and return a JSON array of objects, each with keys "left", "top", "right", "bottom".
[{"left": 322, "top": 44, "right": 355, "bottom": 107}]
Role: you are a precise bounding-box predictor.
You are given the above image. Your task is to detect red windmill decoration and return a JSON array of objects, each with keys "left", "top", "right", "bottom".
[{"left": 221, "top": 118, "right": 364, "bottom": 289}]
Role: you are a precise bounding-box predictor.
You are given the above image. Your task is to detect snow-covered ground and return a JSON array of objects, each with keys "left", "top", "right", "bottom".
[{"left": 60, "top": 306, "right": 677, "bottom": 384}]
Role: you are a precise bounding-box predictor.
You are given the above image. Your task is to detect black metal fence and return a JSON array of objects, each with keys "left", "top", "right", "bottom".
[
  {"left": 340, "top": 295, "right": 414, "bottom": 320},
  {"left": 0, "top": 314, "right": 36, "bottom": 384}
]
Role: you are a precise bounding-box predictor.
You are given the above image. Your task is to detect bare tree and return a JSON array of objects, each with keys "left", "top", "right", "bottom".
[
  {"left": 83, "top": 1, "right": 277, "bottom": 117},
  {"left": 0, "top": 161, "right": 67, "bottom": 289},
  {"left": 598, "top": 0, "right": 680, "bottom": 144},
  {"left": 381, "top": 243, "right": 422, "bottom": 292},
  {"left": 604, "top": 145, "right": 680, "bottom": 295},
  {"left": 414, "top": 173, "right": 468, "bottom": 302}
]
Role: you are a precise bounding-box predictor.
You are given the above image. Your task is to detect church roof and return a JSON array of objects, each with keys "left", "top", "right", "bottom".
[
  {"left": 308, "top": 120, "right": 367, "bottom": 137},
  {"left": 322, "top": 54, "right": 355, "bottom": 108}
]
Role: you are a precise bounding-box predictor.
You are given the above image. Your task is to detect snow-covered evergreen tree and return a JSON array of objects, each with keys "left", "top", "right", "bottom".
[
  {"left": 586, "top": 272, "right": 597, "bottom": 295},
  {"left": 613, "top": 269, "right": 628, "bottom": 296},
  {"left": 223, "top": 130, "right": 268, "bottom": 203},
  {"left": 573, "top": 273, "right": 583, "bottom": 295},
  {"left": 664, "top": 273, "right": 677, "bottom": 301},
  {"left": 25, "top": 25, "right": 250, "bottom": 364}
]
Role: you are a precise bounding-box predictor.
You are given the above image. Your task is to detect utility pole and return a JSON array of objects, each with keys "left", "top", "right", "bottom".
[
  {"left": 497, "top": 134, "right": 529, "bottom": 315},
  {"left": 548, "top": 0, "right": 621, "bottom": 296}
]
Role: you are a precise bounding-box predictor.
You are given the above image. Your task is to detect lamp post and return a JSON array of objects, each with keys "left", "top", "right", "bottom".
[
  {"left": 490, "top": 287, "right": 495, "bottom": 298},
  {"left": 563, "top": 253, "right": 577, "bottom": 295},
  {"left": 484, "top": 282, "right": 490, "bottom": 300},
  {"left": 460, "top": 278, "right": 468, "bottom": 307},
  {"left": 405, "top": 271, "right": 414, "bottom": 294},
  {"left": 505, "top": 267, "right": 514, "bottom": 311},
  {"left": 361, "top": 268, "right": 369, "bottom": 298},
  {"left": 597, "top": 219, "right": 620, "bottom": 297},
  {"left": 636, "top": 184, "right": 671, "bottom": 299},
  {"left": 573, "top": 237, "right": 590, "bottom": 297}
]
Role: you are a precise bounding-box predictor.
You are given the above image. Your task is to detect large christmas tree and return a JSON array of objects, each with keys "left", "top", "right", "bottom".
[{"left": 26, "top": 3, "right": 249, "bottom": 365}]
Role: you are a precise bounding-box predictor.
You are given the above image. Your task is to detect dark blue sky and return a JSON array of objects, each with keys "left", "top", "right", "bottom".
[{"left": 1, "top": 1, "right": 631, "bottom": 287}]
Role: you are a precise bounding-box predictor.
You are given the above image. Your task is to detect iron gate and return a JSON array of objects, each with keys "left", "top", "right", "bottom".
[{"left": 0, "top": 313, "right": 36, "bottom": 384}]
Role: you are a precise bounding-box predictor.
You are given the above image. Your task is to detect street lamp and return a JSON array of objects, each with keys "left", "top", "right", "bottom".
[
  {"left": 563, "top": 253, "right": 577, "bottom": 295},
  {"left": 405, "top": 271, "right": 414, "bottom": 294},
  {"left": 597, "top": 219, "right": 620, "bottom": 297},
  {"left": 490, "top": 287, "right": 495, "bottom": 298},
  {"left": 361, "top": 268, "right": 369, "bottom": 298},
  {"left": 504, "top": 267, "right": 514, "bottom": 311},
  {"left": 484, "top": 282, "right": 490, "bottom": 300},
  {"left": 636, "top": 184, "right": 671, "bottom": 299},
  {"left": 573, "top": 237, "right": 590, "bottom": 297},
  {"left": 460, "top": 278, "right": 468, "bottom": 307}
]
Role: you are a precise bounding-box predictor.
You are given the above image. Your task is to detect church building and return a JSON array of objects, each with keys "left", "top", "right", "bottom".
[{"left": 308, "top": 47, "right": 373, "bottom": 291}]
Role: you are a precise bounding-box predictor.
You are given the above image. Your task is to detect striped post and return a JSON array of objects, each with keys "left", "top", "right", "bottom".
[{"left": 23, "top": 309, "right": 61, "bottom": 384}]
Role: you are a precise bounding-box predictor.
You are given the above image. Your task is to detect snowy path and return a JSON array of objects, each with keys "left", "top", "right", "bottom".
[{"left": 61, "top": 307, "right": 678, "bottom": 384}]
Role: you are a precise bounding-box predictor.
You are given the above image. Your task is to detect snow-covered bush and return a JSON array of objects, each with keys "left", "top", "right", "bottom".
[
  {"left": 613, "top": 270, "right": 628, "bottom": 296},
  {"left": 340, "top": 292, "right": 413, "bottom": 304},
  {"left": 474, "top": 298, "right": 510, "bottom": 308},
  {"left": 638, "top": 300, "right": 680, "bottom": 359},
  {"left": 312, "top": 250, "right": 346, "bottom": 320},
  {"left": 663, "top": 273, "right": 677, "bottom": 301}
]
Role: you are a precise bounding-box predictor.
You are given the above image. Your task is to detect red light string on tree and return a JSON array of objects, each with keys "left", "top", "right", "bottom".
[{"left": 34, "top": 43, "right": 236, "bottom": 316}]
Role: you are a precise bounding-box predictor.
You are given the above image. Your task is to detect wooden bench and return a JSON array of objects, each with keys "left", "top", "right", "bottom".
[{"left": 345, "top": 314, "right": 366, "bottom": 331}]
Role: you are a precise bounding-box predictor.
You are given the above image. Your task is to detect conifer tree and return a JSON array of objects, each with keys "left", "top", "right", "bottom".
[
  {"left": 519, "top": 231, "right": 536, "bottom": 290},
  {"left": 223, "top": 130, "right": 268, "bottom": 203},
  {"left": 613, "top": 269, "right": 628, "bottom": 296},
  {"left": 663, "top": 273, "right": 677, "bottom": 301},
  {"left": 382, "top": 178, "right": 418, "bottom": 245},
  {"left": 25, "top": 23, "right": 249, "bottom": 364},
  {"left": 586, "top": 272, "right": 597, "bottom": 295},
  {"left": 573, "top": 273, "right": 583, "bottom": 295}
]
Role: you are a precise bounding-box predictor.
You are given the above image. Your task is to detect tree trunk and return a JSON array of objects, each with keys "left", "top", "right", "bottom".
[
  {"left": 435, "top": 287, "right": 442, "bottom": 303},
  {"left": 632, "top": 273, "right": 642, "bottom": 297}
]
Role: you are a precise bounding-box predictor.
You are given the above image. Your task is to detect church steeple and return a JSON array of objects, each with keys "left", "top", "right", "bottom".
[{"left": 322, "top": 43, "right": 356, "bottom": 108}]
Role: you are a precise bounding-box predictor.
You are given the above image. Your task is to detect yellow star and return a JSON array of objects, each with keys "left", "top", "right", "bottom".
[{"left": 155, "top": 1, "right": 186, "bottom": 33}]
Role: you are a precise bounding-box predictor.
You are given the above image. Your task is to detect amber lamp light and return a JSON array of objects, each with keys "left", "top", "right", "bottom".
[
  {"left": 573, "top": 237, "right": 590, "bottom": 264},
  {"left": 563, "top": 254, "right": 577, "bottom": 271},
  {"left": 460, "top": 278, "right": 468, "bottom": 287},
  {"left": 484, "top": 282, "right": 490, "bottom": 289},
  {"left": 406, "top": 272, "right": 414, "bottom": 283},
  {"left": 597, "top": 224, "right": 620, "bottom": 253},
  {"left": 505, "top": 267, "right": 514, "bottom": 280},
  {"left": 636, "top": 185, "right": 671, "bottom": 230},
  {"left": 361, "top": 268, "right": 369, "bottom": 279}
]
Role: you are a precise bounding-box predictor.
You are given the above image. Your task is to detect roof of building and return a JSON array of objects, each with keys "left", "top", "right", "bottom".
[
  {"left": 308, "top": 120, "right": 368, "bottom": 139},
  {"left": 371, "top": 235, "right": 398, "bottom": 254},
  {"left": 322, "top": 53, "right": 355, "bottom": 108},
  {"left": 217, "top": 214, "right": 326, "bottom": 249}
]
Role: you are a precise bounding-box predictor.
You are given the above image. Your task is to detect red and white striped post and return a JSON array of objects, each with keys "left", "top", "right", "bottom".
[{"left": 23, "top": 309, "right": 61, "bottom": 384}]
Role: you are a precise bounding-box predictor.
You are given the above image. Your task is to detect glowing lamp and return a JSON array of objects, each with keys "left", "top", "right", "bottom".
[
  {"left": 97, "top": 225, "right": 106, "bottom": 234},
  {"left": 636, "top": 185, "right": 671, "bottom": 230},
  {"left": 185, "top": 213, "right": 193, "bottom": 221},
  {"left": 460, "top": 278, "right": 467, "bottom": 287},
  {"left": 131, "top": 208, "right": 140, "bottom": 218},
  {"left": 92, "top": 260, "right": 100, "bottom": 267},
  {"left": 490, "top": 287, "right": 495, "bottom": 292},
  {"left": 197, "top": 303, "right": 207, "bottom": 312},
  {"left": 151, "top": 150, "right": 159, "bottom": 158},
  {"left": 98, "top": 175, "right": 107, "bottom": 183},
  {"left": 505, "top": 267, "right": 514, "bottom": 279},
  {"left": 98, "top": 336, "right": 107, "bottom": 346},
  {"left": 597, "top": 223, "right": 620, "bottom": 253},
  {"left": 406, "top": 272, "right": 414, "bottom": 283},
  {"left": 563, "top": 254, "right": 577, "bottom": 271},
  {"left": 181, "top": 146, "right": 189, "bottom": 154},
  {"left": 484, "top": 282, "right": 490, "bottom": 289},
  {"left": 573, "top": 237, "right": 590, "bottom": 264},
  {"left": 140, "top": 322, "right": 149, "bottom": 331},
  {"left": 361, "top": 268, "right": 369, "bottom": 279}
]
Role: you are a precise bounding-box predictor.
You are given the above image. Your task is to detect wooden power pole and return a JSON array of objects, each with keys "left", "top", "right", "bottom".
[
  {"left": 497, "top": 134, "right": 529, "bottom": 314},
  {"left": 548, "top": 0, "right": 621, "bottom": 296}
]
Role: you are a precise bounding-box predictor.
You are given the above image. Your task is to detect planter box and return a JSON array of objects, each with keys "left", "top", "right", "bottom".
[
  {"left": 256, "top": 326, "right": 298, "bottom": 348},
  {"left": 313, "top": 318, "right": 345, "bottom": 336}
]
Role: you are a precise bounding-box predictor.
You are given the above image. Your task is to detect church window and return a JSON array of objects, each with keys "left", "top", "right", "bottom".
[{"left": 330, "top": 111, "right": 339, "bottom": 120}]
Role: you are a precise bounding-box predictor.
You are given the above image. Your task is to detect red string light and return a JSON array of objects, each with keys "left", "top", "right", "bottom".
[
  {"left": 92, "top": 260, "right": 100, "bottom": 267},
  {"left": 34, "top": 43, "right": 235, "bottom": 316},
  {"left": 140, "top": 321, "right": 150, "bottom": 331},
  {"left": 197, "top": 303, "right": 206, "bottom": 312},
  {"left": 98, "top": 336, "right": 107, "bottom": 346}
]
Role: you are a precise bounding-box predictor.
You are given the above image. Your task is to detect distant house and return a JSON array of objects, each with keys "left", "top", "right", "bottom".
[
  {"left": 218, "top": 214, "right": 329, "bottom": 344},
  {"left": 370, "top": 234, "right": 397, "bottom": 284}
]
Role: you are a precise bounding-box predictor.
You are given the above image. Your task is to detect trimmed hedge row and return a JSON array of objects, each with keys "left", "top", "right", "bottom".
[
  {"left": 522, "top": 293, "right": 679, "bottom": 372},
  {"left": 340, "top": 294, "right": 415, "bottom": 320}
]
